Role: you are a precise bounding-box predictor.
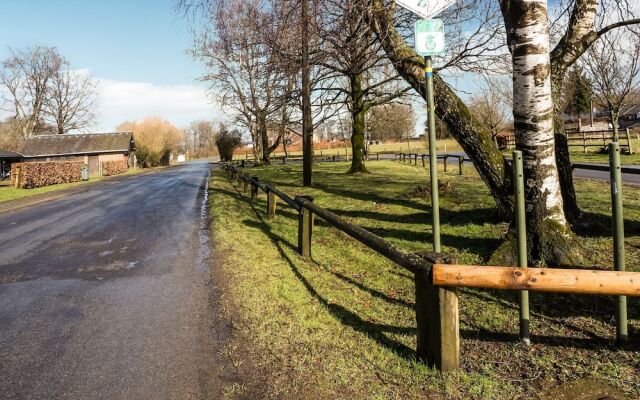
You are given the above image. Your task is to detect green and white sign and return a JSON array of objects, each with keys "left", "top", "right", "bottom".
[
  {"left": 415, "top": 19, "right": 445, "bottom": 56},
  {"left": 396, "top": 0, "right": 456, "bottom": 19}
]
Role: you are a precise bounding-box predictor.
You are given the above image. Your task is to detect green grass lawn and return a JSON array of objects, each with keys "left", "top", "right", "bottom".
[
  {"left": 208, "top": 160, "right": 639, "bottom": 399},
  {"left": 0, "top": 167, "right": 155, "bottom": 204}
]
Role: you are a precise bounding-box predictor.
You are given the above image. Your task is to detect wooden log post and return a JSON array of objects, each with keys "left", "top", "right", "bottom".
[
  {"left": 250, "top": 177, "right": 259, "bottom": 202},
  {"left": 267, "top": 185, "right": 277, "bottom": 218},
  {"left": 415, "top": 264, "right": 459, "bottom": 372},
  {"left": 458, "top": 156, "right": 464, "bottom": 175},
  {"left": 443, "top": 155, "right": 448, "bottom": 173},
  {"left": 625, "top": 128, "right": 634, "bottom": 154},
  {"left": 14, "top": 167, "right": 21, "bottom": 189},
  {"left": 422, "top": 155, "right": 426, "bottom": 168},
  {"left": 243, "top": 176, "right": 249, "bottom": 193},
  {"left": 297, "top": 196, "right": 314, "bottom": 258},
  {"left": 582, "top": 131, "right": 587, "bottom": 154}
]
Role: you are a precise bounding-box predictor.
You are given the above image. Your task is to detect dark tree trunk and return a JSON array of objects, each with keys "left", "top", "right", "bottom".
[
  {"left": 258, "top": 114, "right": 271, "bottom": 165},
  {"left": 349, "top": 73, "right": 368, "bottom": 173}
]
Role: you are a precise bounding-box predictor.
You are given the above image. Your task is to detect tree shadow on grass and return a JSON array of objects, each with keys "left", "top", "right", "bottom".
[
  {"left": 575, "top": 211, "right": 640, "bottom": 238},
  {"left": 224, "top": 181, "right": 419, "bottom": 361}
]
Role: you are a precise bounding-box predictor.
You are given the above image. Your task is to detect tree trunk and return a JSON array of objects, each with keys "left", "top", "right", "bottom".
[
  {"left": 258, "top": 113, "right": 272, "bottom": 165},
  {"left": 301, "top": 0, "right": 313, "bottom": 186},
  {"left": 349, "top": 73, "right": 368, "bottom": 173},
  {"left": 368, "top": 1, "right": 513, "bottom": 217},
  {"left": 551, "top": 69, "right": 581, "bottom": 223},
  {"left": 506, "top": 0, "right": 576, "bottom": 266}
]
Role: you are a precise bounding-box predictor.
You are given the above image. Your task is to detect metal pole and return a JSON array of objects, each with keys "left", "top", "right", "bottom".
[
  {"left": 425, "top": 56, "right": 440, "bottom": 253},
  {"left": 609, "top": 142, "right": 628, "bottom": 343},
  {"left": 513, "top": 151, "right": 530, "bottom": 344}
]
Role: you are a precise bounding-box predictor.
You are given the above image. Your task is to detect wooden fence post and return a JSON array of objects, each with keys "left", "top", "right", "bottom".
[
  {"left": 267, "top": 185, "right": 277, "bottom": 218},
  {"left": 250, "top": 177, "right": 259, "bottom": 202},
  {"left": 458, "top": 156, "right": 464, "bottom": 175},
  {"left": 415, "top": 267, "right": 459, "bottom": 372},
  {"left": 14, "top": 167, "right": 21, "bottom": 188},
  {"left": 625, "top": 128, "right": 634, "bottom": 154},
  {"left": 582, "top": 131, "right": 587, "bottom": 154},
  {"left": 422, "top": 155, "right": 426, "bottom": 168},
  {"left": 443, "top": 155, "right": 448, "bottom": 172},
  {"left": 243, "top": 176, "right": 249, "bottom": 193},
  {"left": 297, "top": 196, "right": 314, "bottom": 258}
]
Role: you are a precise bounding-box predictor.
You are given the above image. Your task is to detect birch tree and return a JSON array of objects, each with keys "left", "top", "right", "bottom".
[{"left": 368, "top": 0, "right": 640, "bottom": 264}]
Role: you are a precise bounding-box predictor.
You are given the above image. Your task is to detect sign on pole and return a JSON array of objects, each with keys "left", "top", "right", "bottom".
[
  {"left": 415, "top": 19, "right": 445, "bottom": 56},
  {"left": 395, "top": 0, "right": 456, "bottom": 19}
]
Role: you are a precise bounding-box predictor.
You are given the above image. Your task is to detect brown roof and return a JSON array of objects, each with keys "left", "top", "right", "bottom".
[{"left": 20, "top": 132, "right": 134, "bottom": 158}]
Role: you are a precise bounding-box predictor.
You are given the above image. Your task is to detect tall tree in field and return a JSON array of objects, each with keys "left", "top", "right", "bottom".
[
  {"left": 562, "top": 67, "right": 592, "bottom": 130},
  {"left": 191, "top": 0, "right": 290, "bottom": 165},
  {"left": 583, "top": 29, "right": 640, "bottom": 139},
  {"left": 0, "top": 46, "right": 63, "bottom": 138},
  {"left": 43, "top": 62, "right": 97, "bottom": 134},
  {"left": 317, "top": 0, "right": 410, "bottom": 173}
]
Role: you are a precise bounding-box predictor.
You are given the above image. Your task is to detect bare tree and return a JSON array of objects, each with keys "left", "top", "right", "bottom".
[
  {"left": 468, "top": 87, "right": 510, "bottom": 146},
  {"left": 316, "top": 0, "right": 411, "bottom": 173},
  {"left": 43, "top": 62, "right": 97, "bottom": 134},
  {"left": 368, "top": 102, "right": 415, "bottom": 142},
  {"left": 0, "top": 46, "right": 63, "bottom": 138},
  {"left": 583, "top": 29, "right": 640, "bottom": 139},
  {"left": 186, "top": 120, "right": 218, "bottom": 158},
  {"left": 191, "top": 0, "right": 293, "bottom": 165}
]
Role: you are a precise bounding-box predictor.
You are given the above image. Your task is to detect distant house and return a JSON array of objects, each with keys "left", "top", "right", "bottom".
[{"left": 18, "top": 132, "right": 136, "bottom": 175}]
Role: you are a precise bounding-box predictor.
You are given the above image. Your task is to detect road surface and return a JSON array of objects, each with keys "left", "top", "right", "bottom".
[{"left": 0, "top": 162, "right": 222, "bottom": 399}]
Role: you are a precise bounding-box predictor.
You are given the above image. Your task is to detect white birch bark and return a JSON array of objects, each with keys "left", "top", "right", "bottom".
[{"left": 509, "top": 0, "right": 569, "bottom": 230}]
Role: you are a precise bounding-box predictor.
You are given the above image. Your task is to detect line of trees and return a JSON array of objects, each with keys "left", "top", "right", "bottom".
[
  {"left": 0, "top": 46, "right": 98, "bottom": 150},
  {"left": 183, "top": 0, "right": 640, "bottom": 266}
]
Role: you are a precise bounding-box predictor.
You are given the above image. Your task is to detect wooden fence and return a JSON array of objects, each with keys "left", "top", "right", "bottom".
[
  {"left": 222, "top": 162, "right": 640, "bottom": 372},
  {"left": 500, "top": 129, "right": 635, "bottom": 153}
]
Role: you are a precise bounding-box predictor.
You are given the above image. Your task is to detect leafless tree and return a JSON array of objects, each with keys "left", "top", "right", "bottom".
[
  {"left": 582, "top": 29, "right": 640, "bottom": 139},
  {"left": 368, "top": 102, "right": 415, "bottom": 142},
  {"left": 186, "top": 120, "right": 218, "bottom": 158},
  {"left": 468, "top": 87, "right": 510, "bottom": 146},
  {"left": 43, "top": 62, "right": 97, "bottom": 134},
  {"left": 0, "top": 46, "right": 63, "bottom": 138}
]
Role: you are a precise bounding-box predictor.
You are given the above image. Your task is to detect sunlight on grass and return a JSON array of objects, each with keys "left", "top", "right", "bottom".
[{"left": 209, "top": 160, "right": 639, "bottom": 399}]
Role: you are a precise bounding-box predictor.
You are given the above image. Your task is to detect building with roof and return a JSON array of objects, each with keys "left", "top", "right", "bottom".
[{"left": 6, "top": 132, "right": 135, "bottom": 176}]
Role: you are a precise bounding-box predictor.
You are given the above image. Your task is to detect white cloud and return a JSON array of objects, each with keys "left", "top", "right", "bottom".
[{"left": 94, "top": 78, "right": 220, "bottom": 131}]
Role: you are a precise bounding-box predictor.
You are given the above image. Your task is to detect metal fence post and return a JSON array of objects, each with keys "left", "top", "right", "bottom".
[
  {"left": 609, "top": 142, "right": 628, "bottom": 343},
  {"left": 267, "top": 185, "right": 277, "bottom": 218},
  {"left": 297, "top": 196, "right": 314, "bottom": 258},
  {"left": 415, "top": 261, "right": 459, "bottom": 372},
  {"left": 250, "top": 177, "right": 259, "bottom": 202},
  {"left": 513, "top": 151, "right": 530, "bottom": 344}
]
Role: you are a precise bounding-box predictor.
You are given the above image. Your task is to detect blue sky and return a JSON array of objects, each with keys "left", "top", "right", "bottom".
[{"left": 0, "top": 0, "right": 218, "bottom": 131}]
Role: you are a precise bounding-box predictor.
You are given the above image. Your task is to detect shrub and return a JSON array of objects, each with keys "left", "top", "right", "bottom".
[
  {"left": 102, "top": 160, "right": 128, "bottom": 176},
  {"left": 216, "top": 127, "right": 242, "bottom": 162},
  {"left": 11, "top": 161, "right": 83, "bottom": 189}
]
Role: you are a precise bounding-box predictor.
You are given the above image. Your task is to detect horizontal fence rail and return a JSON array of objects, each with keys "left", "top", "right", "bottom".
[{"left": 433, "top": 264, "right": 640, "bottom": 297}]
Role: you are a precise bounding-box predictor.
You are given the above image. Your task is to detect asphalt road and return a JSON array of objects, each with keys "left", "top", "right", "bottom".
[{"left": 0, "top": 162, "right": 222, "bottom": 399}]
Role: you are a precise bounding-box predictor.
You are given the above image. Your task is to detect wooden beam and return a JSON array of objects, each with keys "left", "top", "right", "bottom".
[{"left": 432, "top": 264, "right": 640, "bottom": 297}]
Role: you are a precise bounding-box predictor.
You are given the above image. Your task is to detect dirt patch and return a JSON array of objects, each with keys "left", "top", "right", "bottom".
[{"left": 539, "top": 378, "right": 630, "bottom": 400}]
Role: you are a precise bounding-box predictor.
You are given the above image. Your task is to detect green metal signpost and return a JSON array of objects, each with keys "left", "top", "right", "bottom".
[{"left": 415, "top": 18, "right": 445, "bottom": 252}]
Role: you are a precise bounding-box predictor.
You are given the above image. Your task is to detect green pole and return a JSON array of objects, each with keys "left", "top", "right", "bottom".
[
  {"left": 425, "top": 56, "right": 440, "bottom": 253},
  {"left": 609, "top": 142, "right": 628, "bottom": 343},
  {"left": 513, "top": 151, "right": 530, "bottom": 344}
]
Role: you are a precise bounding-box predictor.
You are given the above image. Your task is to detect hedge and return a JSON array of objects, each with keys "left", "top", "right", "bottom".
[
  {"left": 102, "top": 160, "right": 128, "bottom": 176},
  {"left": 11, "top": 161, "right": 83, "bottom": 189}
]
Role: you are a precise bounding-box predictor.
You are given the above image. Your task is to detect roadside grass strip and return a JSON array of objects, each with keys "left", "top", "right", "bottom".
[{"left": 208, "top": 161, "right": 639, "bottom": 399}]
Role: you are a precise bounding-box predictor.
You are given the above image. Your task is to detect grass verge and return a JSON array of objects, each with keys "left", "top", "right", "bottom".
[{"left": 208, "top": 160, "right": 639, "bottom": 399}]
